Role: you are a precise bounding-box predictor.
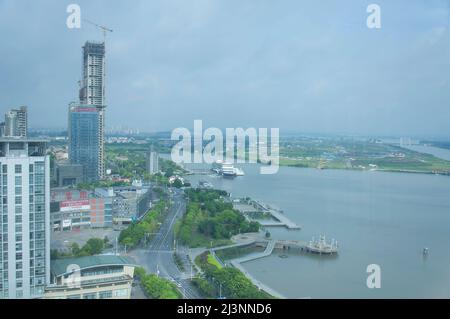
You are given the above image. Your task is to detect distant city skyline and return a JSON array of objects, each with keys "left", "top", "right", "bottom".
[{"left": 1, "top": 0, "right": 450, "bottom": 137}]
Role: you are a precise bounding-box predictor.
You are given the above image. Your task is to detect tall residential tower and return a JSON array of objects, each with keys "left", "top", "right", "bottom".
[
  {"left": 0, "top": 137, "right": 51, "bottom": 298},
  {"left": 3, "top": 106, "right": 27, "bottom": 138},
  {"left": 146, "top": 150, "right": 159, "bottom": 175}
]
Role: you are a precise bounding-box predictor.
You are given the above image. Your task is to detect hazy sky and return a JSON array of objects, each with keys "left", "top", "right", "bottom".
[{"left": 0, "top": 0, "right": 449, "bottom": 137}]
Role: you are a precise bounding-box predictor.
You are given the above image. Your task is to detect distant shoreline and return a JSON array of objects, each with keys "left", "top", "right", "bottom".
[{"left": 281, "top": 164, "right": 450, "bottom": 176}]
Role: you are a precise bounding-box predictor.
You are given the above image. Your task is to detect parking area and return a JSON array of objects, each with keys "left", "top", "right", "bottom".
[{"left": 51, "top": 228, "right": 121, "bottom": 252}]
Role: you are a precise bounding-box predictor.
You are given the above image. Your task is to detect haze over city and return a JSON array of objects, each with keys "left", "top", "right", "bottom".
[
  {"left": 2, "top": 0, "right": 450, "bottom": 304},
  {"left": 0, "top": 0, "right": 450, "bottom": 137}
]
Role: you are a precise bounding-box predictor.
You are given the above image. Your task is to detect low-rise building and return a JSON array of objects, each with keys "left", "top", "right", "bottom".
[
  {"left": 112, "top": 186, "right": 152, "bottom": 224},
  {"left": 44, "top": 255, "right": 137, "bottom": 299},
  {"left": 50, "top": 189, "right": 113, "bottom": 231},
  {"left": 54, "top": 163, "right": 84, "bottom": 187},
  {"left": 50, "top": 186, "right": 154, "bottom": 230}
]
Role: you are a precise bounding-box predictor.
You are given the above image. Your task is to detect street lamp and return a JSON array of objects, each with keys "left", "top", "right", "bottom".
[{"left": 211, "top": 278, "right": 223, "bottom": 299}]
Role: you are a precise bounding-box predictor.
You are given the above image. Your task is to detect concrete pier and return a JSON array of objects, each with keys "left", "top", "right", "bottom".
[
  {"left": 233, "top": 199, "right": 301, "bottom": 230},
  {"left": 206, "top": 235, "right": 337, "bottom": 299},
  {"left": 231, "top": 240, "right": 276, "bottom": 263},
  {"left": 230, "top": 240, "right": 285, "bottom": 299},
  {"left": 276, "top": 239, "right": 338, "bottom": 254}
]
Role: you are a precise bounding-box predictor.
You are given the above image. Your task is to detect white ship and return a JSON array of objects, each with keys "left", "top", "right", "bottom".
[
  {"left": 211, "top": 160, "right": 245, "bottom": 177},
  {"left": 221, "top": 161, "right": 237, "bottom": 177},
  {"left": 211, "top": 160, "right": 223, "bottom": 174}
]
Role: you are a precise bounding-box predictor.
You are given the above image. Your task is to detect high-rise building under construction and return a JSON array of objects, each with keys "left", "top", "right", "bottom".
[{"left": 69, "top": 42, "right": 106, "bottom": 181}]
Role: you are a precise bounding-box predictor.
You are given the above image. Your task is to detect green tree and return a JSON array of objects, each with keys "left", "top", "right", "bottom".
[
  {"left": 172, "top": 179, "right": 183, "bottom": 188},
  {"left": 70, "top": 243, "right": 81, "bottom": 256},
  {"left": 82, "top": 238, "right": 105, "bottom": 255}
]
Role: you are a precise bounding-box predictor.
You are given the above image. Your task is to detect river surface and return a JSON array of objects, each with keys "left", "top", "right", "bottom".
[
  {"left": 402, "top": 144, "right": 450, "bottom": 161},
  {"left": 182, "top": 157, "right": 450, "bottom": 298}
]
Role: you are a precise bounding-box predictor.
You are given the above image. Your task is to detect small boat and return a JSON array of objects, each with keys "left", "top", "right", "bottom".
[{"left": 198, "top": 181, "right": 213, "bottom": 189}]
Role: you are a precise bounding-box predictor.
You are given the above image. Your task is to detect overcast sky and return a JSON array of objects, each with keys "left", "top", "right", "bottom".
[{"left": 0, "top": 0, "right": 449, "bottom": 137}]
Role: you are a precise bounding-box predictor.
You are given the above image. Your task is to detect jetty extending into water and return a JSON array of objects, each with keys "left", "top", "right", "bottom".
[
  {"left": 276, "top": 236, "right": 339, "bottom": 254},
  {"left": 228, "top": 240, "right": 285, "bottom": 298},
  {"left": 214, "top": 237, "right": 338, "bottom": 258},
  {"left": 233, "top": 199, "right": 301, "bottom": 230},
  {"left": 209, "top": 235, "right": 338, "bottom": 299},
  {"left": 185, "top": 168, "right": 215, "bottom": 175}
]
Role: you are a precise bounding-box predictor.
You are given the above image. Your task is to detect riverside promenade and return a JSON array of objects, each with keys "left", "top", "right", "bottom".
[
  {"left": 188, "top": 233, "right": 337, "bottom": 299},
  {"left": 229, "top": 240, "right": 286, "bottom": 299},
  {"left": 187, "top": 234, "right": 285, "bottom": 298}
]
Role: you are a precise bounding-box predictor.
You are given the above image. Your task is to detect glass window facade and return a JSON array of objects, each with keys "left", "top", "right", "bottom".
[
  {"left": 0, "top": 142, "right": 49, "bottom": 299},
  {"left": 0, "top": 161, "right": 8, "bottom": 299},
  {"left": 68, "top": 107, "right": 100, "bottom": 183}
]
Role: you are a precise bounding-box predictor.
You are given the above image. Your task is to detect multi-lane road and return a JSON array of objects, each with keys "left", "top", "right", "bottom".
[{"left": 131, "top": 189, "right": 201, "bottom": 299}]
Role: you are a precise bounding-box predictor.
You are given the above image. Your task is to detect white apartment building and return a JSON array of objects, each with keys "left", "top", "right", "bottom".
[{"left": 0, "top": 137, "right": 50, "bottom": 298}]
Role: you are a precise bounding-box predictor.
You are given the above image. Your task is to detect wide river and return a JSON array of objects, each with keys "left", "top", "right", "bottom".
[{"left": 182, "top": 154, "right": 450, "bottom": 298}]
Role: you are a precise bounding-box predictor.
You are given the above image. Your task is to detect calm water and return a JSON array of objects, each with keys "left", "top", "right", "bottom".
[
  {"left": 185, "top": 161, "right": 450, "bottom": 298},
  {"left": 403, "top": 145, "right": 450, "bottom": 161}
]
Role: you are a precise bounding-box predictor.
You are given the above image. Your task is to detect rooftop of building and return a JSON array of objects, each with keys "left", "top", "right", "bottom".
[
  {"left": 55, "top": 162, "right": 83, "bottom": 169},
  {"left": 83, "top": 40, "right": 105, "bottom": 47},
  {"left": 0, "top": 136, "right": 49, "bottom": 142},
  {"left": 0, "top": 137, "right": 48, "bottom": 157},
  {"left": 51, "top": 255, "right": 137, "bottom": 277},
  {"left": 83, "top": 41, "right": 105, "bottom": 55},
  {"left": 117, "top": 191, "right": 139, "bottom": 200}
]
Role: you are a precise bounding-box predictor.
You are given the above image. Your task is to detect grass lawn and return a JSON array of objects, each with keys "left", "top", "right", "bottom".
[{"left": 207, "top": 253, "right": 223, "bottom": 269}]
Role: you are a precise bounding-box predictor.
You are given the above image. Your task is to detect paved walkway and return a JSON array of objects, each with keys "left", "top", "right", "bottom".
[
  {"left": 187, "top": 233, "right": 263, "bottom": 265},
  {"left": 231, "top": 239, "right": 275, "bottom": 264},
  {"left": 130, "top": 280, "right": 148, "bottom": 299},
  {"left": 229, "top": 240, "right": 285, "bottom": 299},
  {"left": 187, "top": 233, "right": 286, "bottom": 299}
]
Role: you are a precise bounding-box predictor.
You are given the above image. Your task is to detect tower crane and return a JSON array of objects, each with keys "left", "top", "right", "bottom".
[{"left": 83, "top": 19, "right": 113, "bottom": 43}]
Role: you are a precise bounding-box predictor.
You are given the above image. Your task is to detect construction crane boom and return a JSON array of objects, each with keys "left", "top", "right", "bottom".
[{"left": 83, "top": 19, "right": 113, "bottom": 42}]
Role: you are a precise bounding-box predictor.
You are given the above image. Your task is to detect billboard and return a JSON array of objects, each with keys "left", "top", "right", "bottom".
[
  {"left": 62, "top": 219, "right": 72, "bottom": 228},
  {"left": 60, "top": 200, "right": 90, "bottom": 212}
]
